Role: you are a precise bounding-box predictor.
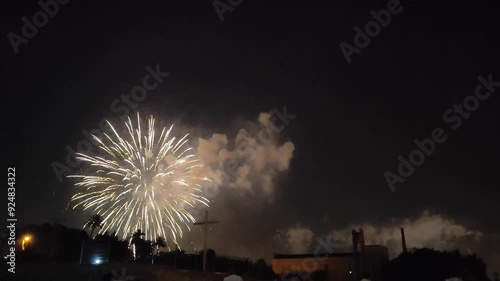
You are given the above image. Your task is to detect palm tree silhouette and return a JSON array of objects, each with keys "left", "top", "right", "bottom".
[
  {"left": 151, "top": 236, "right": 167, "bottom": 264},
  {"left": 154, "top": 236, "right": 167, "bottom": 255},
  {"left": 84, "top": 214, "right": 104, "bottom": 239},
  {"left": 131, "top": 229, "right": 145, "bottom": 259}
]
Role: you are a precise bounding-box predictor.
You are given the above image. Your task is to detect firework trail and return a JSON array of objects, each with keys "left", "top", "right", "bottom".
[{"left": 68, "top": 113, "right": 210, "bottom": 243}]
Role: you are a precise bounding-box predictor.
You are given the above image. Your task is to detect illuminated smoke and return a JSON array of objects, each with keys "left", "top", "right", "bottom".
[
  {"left": 327, "top": 211, "right": 482, "bottom": 257},
  {"left": 197, "top": 112, "right": 294, "bottom": 199},
  {"left": 274, "top": 226, "right": 314, "bottom": 254}
]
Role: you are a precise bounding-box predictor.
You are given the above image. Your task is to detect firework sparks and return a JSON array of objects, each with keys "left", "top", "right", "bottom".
[{"left": 68, "top": 113, "right": 210, "bottom": 243}]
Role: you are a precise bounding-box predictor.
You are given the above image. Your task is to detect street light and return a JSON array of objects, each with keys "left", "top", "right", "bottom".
[{"left": 22, "top": 235, "right": 31, "bottom": 251}]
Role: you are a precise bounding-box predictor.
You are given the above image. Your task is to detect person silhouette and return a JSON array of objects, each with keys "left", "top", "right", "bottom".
[{"left": 224, "top": 266, "right": 243, "bottom": 281}]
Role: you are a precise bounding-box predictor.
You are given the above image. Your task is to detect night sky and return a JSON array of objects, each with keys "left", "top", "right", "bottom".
[{"left": 3, "top": 0, "right": 500, "bottom": 276}]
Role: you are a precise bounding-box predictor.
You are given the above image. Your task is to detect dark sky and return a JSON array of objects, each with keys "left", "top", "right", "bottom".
[{"left": 2, "top": 0, "right": 500, "bottom": 275}]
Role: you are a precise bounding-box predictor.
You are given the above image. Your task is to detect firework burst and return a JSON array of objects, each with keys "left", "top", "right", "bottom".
[{"left": 69, "top": 113, "right": 210, "bottom": 243}]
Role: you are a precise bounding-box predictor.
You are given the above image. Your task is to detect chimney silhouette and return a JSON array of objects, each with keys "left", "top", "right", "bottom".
[{"left": 401, "top": 228, "right": 408, "bottom": 253}]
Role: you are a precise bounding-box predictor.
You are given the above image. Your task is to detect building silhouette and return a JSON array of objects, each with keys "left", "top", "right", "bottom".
[{"left": 272, "top": 229, "right": 389, "bottom": 281}]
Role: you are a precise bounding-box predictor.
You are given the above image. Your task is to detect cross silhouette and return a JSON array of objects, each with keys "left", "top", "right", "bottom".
[{"left": 193, "top": 210, "right": 219, "bottom": 272}]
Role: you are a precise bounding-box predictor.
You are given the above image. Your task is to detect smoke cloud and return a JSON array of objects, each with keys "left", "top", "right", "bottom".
[
  {"left": 196, "top": 112, "right": 295, "bottom": 199},
  {"left": 177, "top": 110, "right": 296, "bottom": 258},
  {"left": 272, "top": 211, "right": 482, "bottom": 259},
  {"left": 273, "top": 226, "right": 315, "bottom": 254},
  {"left": 326, "top": 211, "right": 482, "bottom": 257}
]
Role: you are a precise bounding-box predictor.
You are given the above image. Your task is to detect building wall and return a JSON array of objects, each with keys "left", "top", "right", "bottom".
[
  {"left": 272, "top": 256, "right": 355, "bottom": 281},
  {"left": 272, "top": 246, "right": 388, "bottom": 281},
  {"left": 363, "top": 245, "right": 389, "bottom": 281}
]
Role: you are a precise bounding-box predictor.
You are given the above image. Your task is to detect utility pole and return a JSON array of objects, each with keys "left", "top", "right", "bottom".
[{"left": 193, "top": 210, "right": 219, "bottom": 272}]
